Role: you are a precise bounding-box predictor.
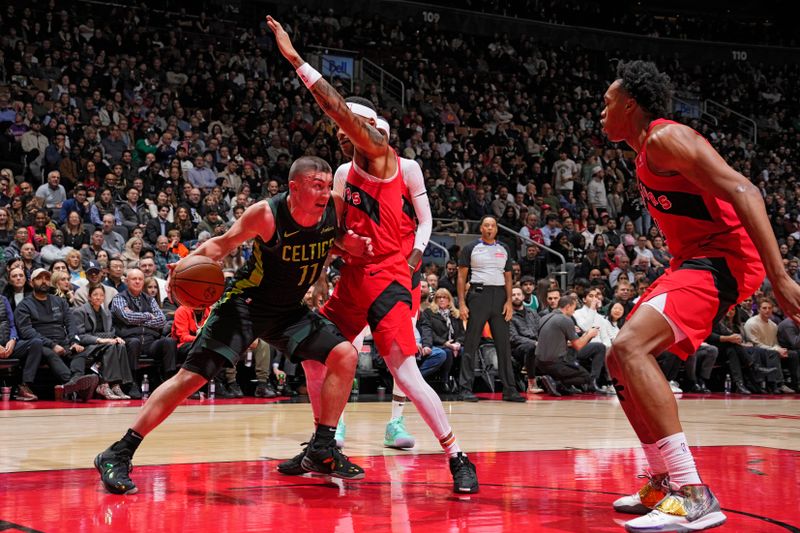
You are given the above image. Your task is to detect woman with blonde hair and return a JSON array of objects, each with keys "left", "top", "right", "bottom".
[
  {"left": 419, "top": 288, "right": 464, "bottom": 385},
  {"left": 121, "top": 236, "right": 144, "bottom": 270},
  {"left": 50, "top": 270, "right": 76, "bottom": 306},
  {"left": 65, "top": 249, "right": 87, "bottom": 287},
  {"left": 222, "top": 245, "right": 246, "bottom": 272}
]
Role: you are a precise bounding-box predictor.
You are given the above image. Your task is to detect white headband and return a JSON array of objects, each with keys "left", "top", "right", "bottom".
[
  {"left": 375, "top": 118, "right": 390, "bottom": 136},
  {"left": 346, "top": 102, "right": 378, "bottom": 122}
]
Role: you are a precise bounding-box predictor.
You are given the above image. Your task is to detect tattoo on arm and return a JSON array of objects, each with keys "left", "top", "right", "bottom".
[{"left": 309, "top": 79, "right": 386, "bottom": 155}]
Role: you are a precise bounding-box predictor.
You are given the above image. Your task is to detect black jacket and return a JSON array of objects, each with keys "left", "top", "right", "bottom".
[
  {"left": 419, "top": 308, "right": 465, "bottom": 348},
  {"left": 510, "top": 306, "right": 539, "bottom": 348}
]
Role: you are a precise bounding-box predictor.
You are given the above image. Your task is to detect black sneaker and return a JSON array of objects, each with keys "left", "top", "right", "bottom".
[
  {"left": 277, "top": 443, "right": 309, "bottom": 475},
  {"left": 94, "top": 447, "right": 137, "bottom": 495},
  {"left": 502, "top": 390, "right": 525, "bottom": 402},
  {"left": 540, "top": 375, "right": 561, "bottom": 397},
  {"left": 127, "top": 382, "right": 142, "bottom": 399},
  {"left": 458, "top": 389, "right": 479, "bottom": 402},
  {"left": 301, "top": 441, "right": 365, "bottom": 480},
  {"left": 255, "top": 381, "right": 277, "bottom": 398},
  {"left": 215, "top": 380, "right": 233, "bottom": 399},
  {"left": 227, "top": 381, "right": 244, "bottom": 398},
  {"left": 449, "top": 452, "right": 479, "bottom": 493}
]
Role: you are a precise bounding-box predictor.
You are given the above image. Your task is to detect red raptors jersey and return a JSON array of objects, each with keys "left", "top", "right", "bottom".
[
  {"left": 399, "top": 177, "right": 417, "bottom": 258},
  {"left": 636, "top": 119, "right": 764, "bottom": 283},
  {"left": 342, "top": 150, "right": 407, "bottom": 267}
]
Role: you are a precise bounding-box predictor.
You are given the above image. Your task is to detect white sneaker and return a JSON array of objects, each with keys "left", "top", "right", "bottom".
[
  {"left": 111, "top": 384, "right": 131, "bottom": 399},
  {"left": 613, "top": 471, "right": 669, "bottom": 515},
  {"left": 624, "top": 484, "right": 726, "bottom": 532},
  {"left": 669, "top": 381, "right": 683, "bottom": 394}
]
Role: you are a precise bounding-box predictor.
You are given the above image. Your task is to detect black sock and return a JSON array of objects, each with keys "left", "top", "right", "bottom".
[
  {"left": 313, "top": 424, "right": 336, "bottom": 447},
  {"left": 111, "top": 428, "right": 144, "bottom": 454}
]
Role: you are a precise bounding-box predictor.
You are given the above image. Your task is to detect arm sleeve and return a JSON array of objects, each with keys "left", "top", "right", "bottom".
[
  {"left": 333, "top": 164, "right": 349, "bottom": 197},
  {"left": 402, "top": 160, "right": 432, "bottom": 254}
]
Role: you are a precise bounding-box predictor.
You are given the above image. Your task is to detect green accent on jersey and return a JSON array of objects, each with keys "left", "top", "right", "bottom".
[{"left": 224, "top": 192, "right": 337, "bottom": 308}]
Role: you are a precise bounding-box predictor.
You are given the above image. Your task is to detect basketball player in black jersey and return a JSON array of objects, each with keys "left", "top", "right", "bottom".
[{"left": 94, "top": 156, "right": 374, "bottom": 494}]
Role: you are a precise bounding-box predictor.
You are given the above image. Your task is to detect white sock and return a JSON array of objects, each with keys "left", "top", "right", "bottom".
[
  {"left": 391, "top": 383, "right": 406, "bottom": 420},
  {"left": 386, "top": 348, "right": 461, "bottom": 457},
  {"left": 642, "top": 441, "right": 667, "bottom": 474},
  {"left": 656, "top": 432, "right": 702, "bottom": 487}
]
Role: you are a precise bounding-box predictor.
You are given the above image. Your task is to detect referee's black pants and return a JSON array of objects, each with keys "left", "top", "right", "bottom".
[{"left": 459, "top": 285, "right": 516, "bottom": 393}]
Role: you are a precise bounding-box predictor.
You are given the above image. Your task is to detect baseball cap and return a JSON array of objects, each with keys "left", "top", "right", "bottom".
[
  {"left": 31, "top": 268, "right": 51, "bottom": 280},
  {"left": 520, "top": 275, "right": 536, "bottom": 284},
  {"left": 86, "top": 261, "right": 102, "bottom": 273}
]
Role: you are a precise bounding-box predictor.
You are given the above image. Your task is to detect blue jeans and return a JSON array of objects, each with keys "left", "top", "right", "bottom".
[{"left": 418, "top": 347, "right": 447, "bottom": 378}]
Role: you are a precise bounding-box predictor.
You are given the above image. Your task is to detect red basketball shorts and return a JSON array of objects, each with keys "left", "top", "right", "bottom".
[
  {"left": 627, "top": 257, "right": 764, "bottom": 359},
  {"left": 321, "top": 254, "right": 417, "bottom": 357}
]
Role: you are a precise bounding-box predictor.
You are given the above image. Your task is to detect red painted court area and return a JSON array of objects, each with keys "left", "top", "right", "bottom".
[{"left": 1, "top": 447, "right": 797, "bottom": 532}]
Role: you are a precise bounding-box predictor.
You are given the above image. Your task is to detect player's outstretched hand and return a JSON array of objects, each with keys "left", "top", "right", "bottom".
[
  {"left": 342, "top": 229, "right": 373, "bottom": 258},
  {"left": 266, "top": 16, "right": 301, "bottom": 64},
  {"left": 774, "top": 275, "right": 800, "bottom": 324}
]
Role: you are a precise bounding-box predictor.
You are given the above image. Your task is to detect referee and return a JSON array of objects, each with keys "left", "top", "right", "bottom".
[{"left": 457, "top": 215, "right": 525, "bottom": 402}]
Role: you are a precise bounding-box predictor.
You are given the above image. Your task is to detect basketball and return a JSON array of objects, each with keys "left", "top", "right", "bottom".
[{"left": 170, "top": 255, "right": 225, "bottom": 309}]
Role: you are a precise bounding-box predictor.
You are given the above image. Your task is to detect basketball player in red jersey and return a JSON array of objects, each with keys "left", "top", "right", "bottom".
[
  {"left": 267, "top": 16, "right": 478, "bottom": 493},
  {"left": 601, "top": 60, "right": 800, "bottom": 532},
  {"left": 323, "top": 114, "right": 431, "bottom": 450}
]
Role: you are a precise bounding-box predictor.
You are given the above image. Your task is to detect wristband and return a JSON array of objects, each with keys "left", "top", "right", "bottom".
[{"left": 296, "top": 63, "right": 322, "bottom": 88}]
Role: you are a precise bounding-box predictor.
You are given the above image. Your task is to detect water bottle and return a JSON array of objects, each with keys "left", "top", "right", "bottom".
[
  {"left": 141, "top": 374, "right": 150, "bottom": 401},
  {"left": 351, "top": 377, "right": 359, "bottom": 398},
  {"left": 245, "top": 350, "right": 253, "bottom": 367},
  {"left": 724, "top": 374, "right": 732, "bottom": 394},
  {"left": 208, "top": 378, "right": 216, "bottom": 400}
]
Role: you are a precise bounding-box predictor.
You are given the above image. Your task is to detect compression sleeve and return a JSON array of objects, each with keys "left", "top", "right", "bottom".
[{"left": 402, "top": 159, "right": 432, "bottom": 254}]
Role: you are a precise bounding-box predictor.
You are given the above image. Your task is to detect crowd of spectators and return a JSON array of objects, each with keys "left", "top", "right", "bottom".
[
  {"left": 1, "top": 2, "right": 799, "bottom": 400},
  {"left": 424, "top": 0, "right": 795, "bottom": 47}
]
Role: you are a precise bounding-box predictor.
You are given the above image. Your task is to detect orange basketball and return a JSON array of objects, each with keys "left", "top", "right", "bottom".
[{"left": 170, "top": 255, "right": 225, "bottom": 309}]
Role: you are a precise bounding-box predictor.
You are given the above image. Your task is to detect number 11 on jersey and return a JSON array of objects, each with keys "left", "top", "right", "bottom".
[{"left": 298, "top": 263, "right": 320, "bottom": 286}]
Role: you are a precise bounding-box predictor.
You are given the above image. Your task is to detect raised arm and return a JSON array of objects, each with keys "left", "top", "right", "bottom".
[
  {"left": 647, "top": 123, "right": 800, "bottom": 321},
  {"left": 266, "top": 16, "right": 388, "bottom": 159}
]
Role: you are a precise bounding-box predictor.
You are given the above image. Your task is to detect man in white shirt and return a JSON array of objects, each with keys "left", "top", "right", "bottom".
[
  {"left": 586, "top": 165, "right": 608, "bottom": 216},
  {"left": 35, "top": 171, "right": 67, "bottom": 211},
  {"left": 743, "top": 298, "right": 796, "bottom": 393},
  {"left": 633, "top": 235, "right": 663, "bottom": 269}
]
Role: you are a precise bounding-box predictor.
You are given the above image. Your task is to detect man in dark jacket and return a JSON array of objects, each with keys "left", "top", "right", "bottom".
[
  {"left": 144, "top": 204, "right": 174, "bottom": 246},
  {"left": 110, "top": 268, "right": 177, "bottom": 398},
  {"left": 14, "top": 268, "right": 98, "bottom": 400},
  {"left": 0, "top": 294, "right": 45, "bottom": 400},
  {"left": 509, "top": 287, "right": 543, "bottom": 394}
]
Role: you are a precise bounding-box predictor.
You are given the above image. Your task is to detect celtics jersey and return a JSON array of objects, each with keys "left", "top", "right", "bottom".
[{"left": 227, "top": 192, "right": 337, "bottom": 308}]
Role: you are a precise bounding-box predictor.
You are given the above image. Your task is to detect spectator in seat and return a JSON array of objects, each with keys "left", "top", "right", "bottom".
[
  {"left": 34, "top": 171, "right": 67, "bottom": 213},
  {"left": 74, "top": 261, "right": 117, "bottom": 307},
  {"left": 14, "top": 268, "right": 98, "bottom": 401},
  {"left": 0, "top": 294, "right": 44, "bottom": 401},
  {"left": 73, "top": 284, "right": 133, "bottom": 400},
  {"left": 120, "top": 237, "right": 144, "bottom": 271},
  {"left": 62, "top": 210, "right": 91, "bottom": 250},
  {"left": 81, "top": 230, "right": 106, "bottom": 269},
  {"left": 104, "top": 257, "right": 127, "bottom": 292},
  {"left": 19, "top": 242, "right": 43, "bottom": 278},
  {"left": 50, "top": 270, "right": 77, "bottom": 307},
  {"left": 39, "top": 229, "right": 74, "bottom": 268},
  {"left": 145, "top": 204, "right": 174, "bottom": 246},
  {"left": 437, "top": 260, "right": 458, "bottom": 296},
  {"left": 419, "top": 288, "right": 463, "bottom": 385},
  {"left": 744, "top": 298, "right": 797, "bottom": 394},
  {"left": 538, "top": 287, "right": 562, "bottom": 317},
  {"left": 509, "top": 286, "right": 543, "bottom": 394},
  {"left": 777, "top": 315, "right": 800, "bottom": 392},
  {"left": 58, "top": 186, "right": 89, "bottom": 225},
  {"left": 2, "top": 266, "right": 31, "bottom": 311},
  {"left": 111, "top": 268, "right": 177, "bottom": 398},
  {"left": 101, "top": 213, "right": 126, "bottom": 257},
  {"left": 115, "top": 187, "right": 149, "bottom": 235}
]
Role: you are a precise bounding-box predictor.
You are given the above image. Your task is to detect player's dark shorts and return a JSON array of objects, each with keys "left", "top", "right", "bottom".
[
  {"left": 627, "top": 256, "right": 763, "bottom": 359},
  {"left": 182, "top": 294, "right": 347, "bottom": 380}
]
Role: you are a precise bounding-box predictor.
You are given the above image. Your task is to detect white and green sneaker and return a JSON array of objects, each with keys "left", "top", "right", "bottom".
[
  {"left": 384, "top": 416, "right": 416, "bottom": 449},
  {"left": 335, "top": 419, "right": 346, "bottom": 449}
]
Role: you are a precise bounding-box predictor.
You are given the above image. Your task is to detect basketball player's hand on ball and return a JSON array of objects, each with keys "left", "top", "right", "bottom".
[
  {"left": 266, "top": 16, "right": 301, "bottom": 65},
  {"left": 774, "top": 275, "right": 800, "bottom": 324},
  {"left": 341, "top": 229, "right": 373, "bottom": 258}
]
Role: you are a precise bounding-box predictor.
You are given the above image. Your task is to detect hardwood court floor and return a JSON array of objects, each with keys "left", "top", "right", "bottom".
[{"left": 1, "top": 394, "right": 798, "bottom": 532}]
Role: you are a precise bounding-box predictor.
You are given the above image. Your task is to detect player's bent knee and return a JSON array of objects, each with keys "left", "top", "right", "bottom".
[
  {"left": 325, "top": 342, "right": 357, "bottom": 373},
  {"left": 175, "top": 368, "right": 208, "bottom": 389}
]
